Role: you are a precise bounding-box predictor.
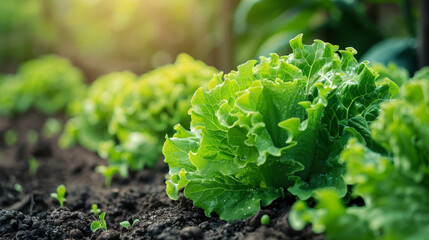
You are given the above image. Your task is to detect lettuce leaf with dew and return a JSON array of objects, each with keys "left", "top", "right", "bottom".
[
  {"left": 59, "top": 71, "right": 136, "bottom": 151},
  {"left": 98, "top": 54, "right": 218, "bottom": 171},
  {"left": 0, "top": 55, "right": 85, "bottom": 116},
  {"left": 290, "top": 77, "right": 429, "bottom": 240},
  {"left": 163, "top": 34, "right": 398, "bottom": 221}
]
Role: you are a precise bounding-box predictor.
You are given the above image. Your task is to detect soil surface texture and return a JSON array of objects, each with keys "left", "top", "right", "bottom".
[{"left": 0, "top": 112, "right": 323, "bottom": 240}]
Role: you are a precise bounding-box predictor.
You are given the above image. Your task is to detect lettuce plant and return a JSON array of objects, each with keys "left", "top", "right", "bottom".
[
  {"left": 0, "top": 55, "right": 86, "bottom": 116},
  {"left": 98, "top": 54, "right": 218, "bottom": 171},
  {"left": 290, "top": 75, "right": 429, "bottom": 240},
  {"left": 163, "top": 34, "right": 398, "bottom": 221},
  {"left": 60, "top": 71, "right": 136, "bottom": 151}
]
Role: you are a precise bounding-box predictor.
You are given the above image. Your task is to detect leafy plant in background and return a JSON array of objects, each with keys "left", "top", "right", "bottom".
[
  {"left": 372, "top": 62, "right": 410, "bottom": 87},
  {"left": 61, "top": 54, "right": 217, "bottom": 182},
  {"left": 90, "top": 212, "right": 107, "bottom": 232},
  {"left": 50, "top": 184, "right": 66, "bottom": 207},
  {"left": 290, "top": 72, "right": 429, "bottom": 240},
  {"left": 0, "top": 55, "right": 86, "bottom": 116},
  {"left": 163, "top": 34, "right": 398, "bottom": 221},
  {"left": 99, "top": 54, "right": 218, "bottom": 173},
  {"left": 59, "top": 71, "right": 136, "bottom": 152}
]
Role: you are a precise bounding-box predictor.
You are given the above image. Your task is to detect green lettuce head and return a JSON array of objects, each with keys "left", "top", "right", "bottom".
[
  {"left": 0, "top": 55, "right": 85, "bottom": 116},
  {"left": 163, "top": 34, "right": 398, "bottom": 221},
  {"left": 290, "top": 75, "right": 429, "bottom": 240}
]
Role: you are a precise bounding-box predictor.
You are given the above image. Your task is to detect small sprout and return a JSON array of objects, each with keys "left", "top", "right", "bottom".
[
  {"left": 261, "top": 214, "right": 270, "bottom": 225},
  {"left": 26, "top": 130, "right": 38, "bottom": 144},
  {"left": 91, "top": 212, "right": 107, "bottom": 232},
  {"left": 96, "top": 165, "right": 119, "bottom": 187},
  {"left": 120, "top": 219, "right": 140, "bottom": 230},
  {"left": 91, "top": 204, "right": 101, "bottom": 217},
  {"left": 28, "top": 156, "right": 39, "bottom": 175},
  {"left": 5, "top": 129, "right": 18, "bottom": 146},
  {"left": 50, "top": 184, "right": 66, "bottom": 207},
  {"left": 42, "top": 118, "right": 62, "bottom": 138},
  {"left": 14, "top": 183, "right": 23, "bottom": 192}
]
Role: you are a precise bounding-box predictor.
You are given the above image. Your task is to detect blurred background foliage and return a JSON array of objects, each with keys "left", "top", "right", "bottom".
[{"left": 0, "top": 0, "right": 423, "bottom": 80}]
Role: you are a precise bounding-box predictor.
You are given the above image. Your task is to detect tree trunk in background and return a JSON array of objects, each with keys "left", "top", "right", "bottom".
[{"left": 419, "top": 0, "right": 429, "bottom": 68}]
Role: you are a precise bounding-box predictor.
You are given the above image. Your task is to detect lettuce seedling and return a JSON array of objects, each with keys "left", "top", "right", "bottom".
[
  {"left": 119, "top": 219, "right": 140, "bottom": 230},
  {"left": 290, "top": 76, "right": 429, "bottom": 239},
  {"left": 14, "top": 183, "right": 23, "bottom": 193},
  {"left": 163, "top": 34, "right": 398, "bottom": 221},
  {"left": 4, "top": 129, "right": 18, "bottom": 146},
  {"left": 95, "top": 165, "right": 127, "bottom": 187},
  {"left": 42, "top": 118, "right": 62, "bottom": 138},
  {"left": 91, "top": 212, "right": 107, "bottom": 232},
  {"left": 50, "top": 184, "right": 66, "bottom": 207},
  {"left": 28, "top": 156, "right": 39, "bottom": 175},
  {"left": 90, "top": 204, "right": 101, "bottom": 217}
]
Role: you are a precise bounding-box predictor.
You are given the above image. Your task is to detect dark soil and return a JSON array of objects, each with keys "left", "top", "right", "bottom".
[{"left": 0, "top": 112, "right": 322, "bottom": 240}]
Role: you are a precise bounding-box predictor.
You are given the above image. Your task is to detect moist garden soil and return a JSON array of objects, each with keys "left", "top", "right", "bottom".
[{"left": 0, "top": 112, "right": 322, "bottom": 240}]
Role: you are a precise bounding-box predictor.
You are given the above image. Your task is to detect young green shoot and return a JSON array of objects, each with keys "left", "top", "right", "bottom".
[
  {"left": 96, "top": 165, "right": 119, "bottom": 187},
  {"left": 91, "top": 204, "right": 101, "bottom": 217},
  {"left": 14, "top": 183, "right": 23, "bottom": 192},
  {"left": 26, "top": 130, "right": 38, "bottom": 144},
  {"left": 91, "top": 212, "right": 107, "bottom": 232},
  {"left": 120, "top": 219, "right": 140, "bottom": 230},
  {"left": 50, "top": 184, "right": 66, "bottom": 207},
  {"left": 4, "top": 129, "right": 18, "bottom": 146},
  {"left": 261, "top": 214, "right": 270, "bottom": 225},
  {"left": 28, "top": 156, "right": 39, "bottom": 175},
  {"left": 42, "top": 118, "right": 62, "bottom": 138}
]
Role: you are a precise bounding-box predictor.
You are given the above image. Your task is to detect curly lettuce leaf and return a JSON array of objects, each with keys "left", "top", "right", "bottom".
[
  {"left": 290, "top": 77, "right": 429, "bottom": 240},
  {"left": 163, "top": 34, "right": 397, "bottom": 221}
]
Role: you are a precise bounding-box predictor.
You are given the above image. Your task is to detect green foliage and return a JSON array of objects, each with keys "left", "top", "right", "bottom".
[
  {"left": 50, "top": 184, "right": 66, "bottom": 207},
  {"left": 163, "top": 34, "right": 398, "bottom": 221},
  {"left": 290, "top": 75, "right": 429, "bottom": 240},
  {"left": 0, "top": 55, "right": 86, "bottom": 117},
  {"left": 14, "top": 183, "right": 23, "bottom": 193},
  {"left": 95, "top": 165, "right": 127, "bottom": 187},
  {"left": 4, "top": 129, "right": 18, "bottom": 146},
  {"left": 90, "top": 204, "right": 101, "bottom": 217},
  {"left": 91, "top": 212, "right": 107, "bottom": 232},
  {"left": 260, "top": 214, "right": 270, "bottom": 225},
  {"left": 120, "top": 219, "right": 139, "bottom": 230},
  {"left": 28, "top": 156, "right": 39, "bottom": 175},
  {"left": 61, "top": 54, "right": 217, "bottom": 178},
  {"left": 372, "top": 62, "right": 410, "bottom": 87},
  {"left": 102, "top": 54, "right": 218, "bottom": 171},
  {"left": 42, "top": 118, "right": 62, "bottom": 138},
  {"left": 60, "top": 71, "right": 136, "bottom": 152}
]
